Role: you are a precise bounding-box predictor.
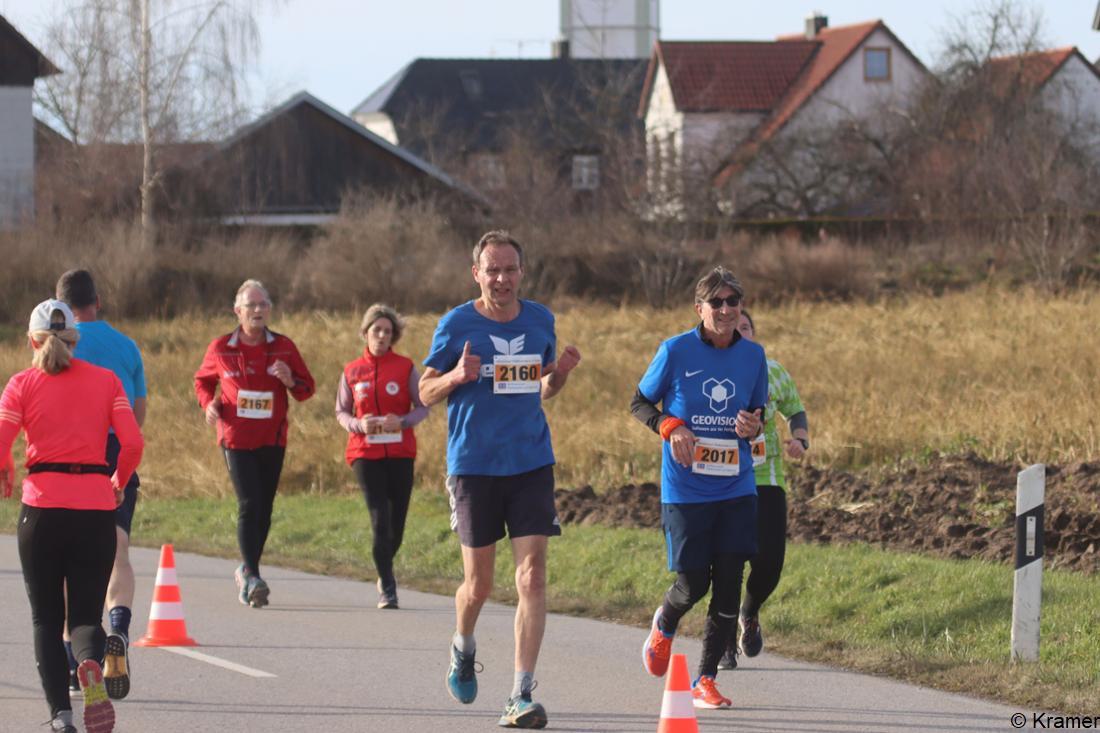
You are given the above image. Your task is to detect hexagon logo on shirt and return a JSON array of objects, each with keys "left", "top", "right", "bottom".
[{"left": 702, "top": 378, "right": 736, "bottom": 413}]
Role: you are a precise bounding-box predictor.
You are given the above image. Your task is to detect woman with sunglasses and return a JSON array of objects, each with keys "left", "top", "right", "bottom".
[
  {"left": 631, "top": 266, "right": 767, "bottom": 710},
  {"left": 194, "top": 279, "right": 315, "bottom": 608}
]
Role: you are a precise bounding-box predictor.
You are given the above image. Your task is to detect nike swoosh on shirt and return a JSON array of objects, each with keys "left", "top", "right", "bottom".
[{"left": 685, "top": 370, "right": 703, "bottom": 378}]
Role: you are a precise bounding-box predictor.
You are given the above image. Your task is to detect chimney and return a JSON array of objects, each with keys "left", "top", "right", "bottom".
[
  {"left": 805, "top": 12, "right": 828, "bottom": 39},
  {"left": 552, "top": 38, "right": 570, "bottom": 59}
]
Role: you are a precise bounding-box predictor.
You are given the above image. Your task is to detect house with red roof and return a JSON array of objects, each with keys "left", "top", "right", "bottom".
[
  {"left": 638, "top": 14, "right": 928, "bottom": 218},
  {"left": 985, "top": 47, "right": 1100, "bottom": 140}
]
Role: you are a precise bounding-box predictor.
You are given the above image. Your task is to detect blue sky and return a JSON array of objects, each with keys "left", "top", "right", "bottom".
[{"left": 3, "top": 0, "right": 1099, "bottom": 114}]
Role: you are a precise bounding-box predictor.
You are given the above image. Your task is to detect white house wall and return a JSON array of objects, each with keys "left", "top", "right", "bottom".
[
  {"left": 784, "top": 27, "right": 926, "bottom": 137},
  {"left": 1039, "top": 55, "right": 1100, "bottom": 155},
  {"left": 732, "top": 27, "right": 928, "bottom": 216},
  {"left": 644, "top": 61, "right": 764, "bottom": 215},
  {"left": 0, "top": 86, "right": 35, "bottom": 229},
  {"left": 563, "top": 0, "right": 659, "bottom": 59},
  {"left": 355, "top": 111, "right": 399, "bottom": 146}
]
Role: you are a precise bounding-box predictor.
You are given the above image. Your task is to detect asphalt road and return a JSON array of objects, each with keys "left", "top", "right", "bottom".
[{"left": 0, "top": 535, "right": 1033, "bottom": 732}]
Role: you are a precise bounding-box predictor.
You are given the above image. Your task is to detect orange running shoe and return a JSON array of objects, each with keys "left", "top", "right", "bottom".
[
  {"left": 692, "top": 675, "right": 732, "bottom": 709},
  {"left": 641, "top": 607, "right": 673, "bottom": 677}
]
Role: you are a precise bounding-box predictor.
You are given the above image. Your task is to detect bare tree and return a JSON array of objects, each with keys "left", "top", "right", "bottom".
[{"left": 35, "top": 0, "right": 269, "bottom": 244}]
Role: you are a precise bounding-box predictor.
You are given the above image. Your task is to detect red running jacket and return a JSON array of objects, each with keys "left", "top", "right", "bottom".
[{"left": 194, "top": 328, "right": 315, "bottom": 449}]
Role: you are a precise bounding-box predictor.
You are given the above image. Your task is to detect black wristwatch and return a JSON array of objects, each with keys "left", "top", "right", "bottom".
[{"left": 796, "top": 437, "right": 809, "bottom": 450}]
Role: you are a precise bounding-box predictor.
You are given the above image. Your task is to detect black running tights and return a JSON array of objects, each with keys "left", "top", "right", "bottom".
[
  {"left": 742, "top": 484, "right": 788, "bottom": 618},
  {"left": 224, "top": 446, "right": 286, "bottom": 577},
  {"left": 660, "top": 552, "right": 748, "bottom": 679},
  {"left": 352, "top": 458, "right": 414, "bottom": 591},
  {"left": 18, "top": 504, "right": 116, "bottom": 718}
]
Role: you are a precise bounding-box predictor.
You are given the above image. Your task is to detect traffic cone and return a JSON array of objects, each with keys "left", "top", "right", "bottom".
[
  {"left": 133, "top": 544, "right": 197, "bottom": 647},
  {"left": 657, "top": 653, "right": 698, "bottom": 733}
]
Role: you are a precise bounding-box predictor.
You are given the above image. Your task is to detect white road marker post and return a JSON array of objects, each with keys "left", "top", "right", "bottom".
[{"left": 1011, "top": 463, "right": 1045, "bottom": 662}]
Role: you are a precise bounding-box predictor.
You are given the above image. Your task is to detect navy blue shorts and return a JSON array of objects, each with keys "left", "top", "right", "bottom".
[
  {"left": 662, "top": 494, "right": 757, "bottom": 572},
  {"left": 106, "top": 433, "right": 140, "bottom": 535},
  {"left": 447, "top": 465, "right": 561, "bottom": 548}
]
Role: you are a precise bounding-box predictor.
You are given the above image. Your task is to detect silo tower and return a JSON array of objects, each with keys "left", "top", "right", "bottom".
[{"left": 559, "top": 0, "right": 659, "bottom": 59}]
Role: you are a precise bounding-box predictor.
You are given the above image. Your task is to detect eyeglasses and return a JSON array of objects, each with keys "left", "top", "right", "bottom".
[
  {"left": 704, "top": 295, "right": 741, "bottom": 309},
  {"left": 241, "top": 301, "right": 270, "bottom": 310}
]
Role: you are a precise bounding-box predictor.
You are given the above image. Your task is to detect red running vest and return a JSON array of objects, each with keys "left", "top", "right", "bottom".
[{"left": 343, "top": 349, "right": 417, "bottom": 463}]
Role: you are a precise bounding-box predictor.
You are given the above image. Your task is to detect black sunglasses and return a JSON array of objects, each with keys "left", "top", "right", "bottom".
[{"left": 704, "top": 294, "right": 741, "bottom": 309}]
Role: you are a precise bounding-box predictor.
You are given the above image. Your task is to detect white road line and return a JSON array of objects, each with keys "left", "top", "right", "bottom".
[{"left": 158, "top": 646, "right": 277, "bottom": 678}]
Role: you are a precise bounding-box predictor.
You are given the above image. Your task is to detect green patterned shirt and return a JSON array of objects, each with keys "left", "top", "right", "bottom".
[{"left": 752, "top": 359, "right": 805, "bottom": 490}]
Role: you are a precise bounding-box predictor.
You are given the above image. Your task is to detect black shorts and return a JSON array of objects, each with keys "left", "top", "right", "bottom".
[
  {"left": 662, "top": 494, "right": 757, "bottom": 572},
  {"left": 447, "top": 465, "right": 561, "bottom": 548},
  {"left": 106, "top": 433, "right": 140, "bottom": 535}
]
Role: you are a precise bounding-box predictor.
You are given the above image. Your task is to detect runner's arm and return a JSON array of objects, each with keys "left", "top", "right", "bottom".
[
  {"left": 630, "top": 388, "right": 665, "bottom": 434},
  {"left": 286, "top": 342, "right": 316, "bottom": 402},
  {"left": 419, "top": 367, "right": 459, "bottom": 407},
  {"left": 401, "top": 366, "right": 430, "bottom": 429},
  {"left": 133, "top": 396, "right": 147, "bottom": 428},
  {"left": 194, "top": 341, "right": 220, "bottom": 409},
  {"left": 541, "top": 344, "right": 581, "bottom": 400},
  {"left": 335, "top": 374, "right": 365, "bottom": 433},
  {"left": 109, "top": 380, "right": 144, "bottom": 490}
]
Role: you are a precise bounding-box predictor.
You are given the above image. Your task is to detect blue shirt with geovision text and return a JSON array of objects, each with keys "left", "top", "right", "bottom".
[
  {"left": 424, "top": 300, "right": 556, "bottom": 476},
  {"left": 638, "top": 328, "right": 768, "bottom": 504}
]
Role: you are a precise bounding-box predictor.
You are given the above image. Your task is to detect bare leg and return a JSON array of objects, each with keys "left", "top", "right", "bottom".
[
  {"left": 456, "top": 544, "right": 496, "bottom": 636},
  {"left": 106, "top": 527, "right": 134, "bottom": 613},
  {"left": 511, "top": 535, "right": 548, "bottom": 673}
]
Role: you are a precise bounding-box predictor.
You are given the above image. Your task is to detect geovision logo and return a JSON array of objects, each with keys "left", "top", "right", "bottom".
[{"left": 702, "top": 378, "right": 736, "bottom": 412}]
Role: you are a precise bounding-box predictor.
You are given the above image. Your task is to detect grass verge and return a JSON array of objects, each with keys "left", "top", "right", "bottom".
[{"left": 1, "top": 493, "right": 1095, "bottom": 714}]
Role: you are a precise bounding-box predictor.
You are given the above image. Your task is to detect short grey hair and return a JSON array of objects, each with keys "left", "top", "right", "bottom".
[
  {"left": 694, "top": 266, "right": 745, "bottom": 304},
  {"left": 360, "top": 303, "right": 404, "bottom": 344},
  {"left": 234, "top": 279, "right": 271, "bottom": 308},
  {"left": 472, "top": 230, "right": 523, "bottom": 267}
]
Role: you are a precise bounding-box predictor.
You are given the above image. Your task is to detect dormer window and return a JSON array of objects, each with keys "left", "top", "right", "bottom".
[
  {"left": 459, "top": 70, "right": 483, "bottom": 101},
  {"left": 864, "top": 48, "right": 891, "bottom": 82},
  {"left": 571, "top": 155, "right": 599, "bottom": 190}
]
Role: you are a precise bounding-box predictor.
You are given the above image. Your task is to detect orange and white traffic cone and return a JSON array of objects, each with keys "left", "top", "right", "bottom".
[
  {"left": 657, "top": 653, "right": 698, "bottom": 733},
  {"left": 133, "top": 544, "right": 197, "bottom": 647}
]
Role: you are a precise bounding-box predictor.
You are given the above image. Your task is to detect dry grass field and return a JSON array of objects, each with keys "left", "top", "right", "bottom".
[{"left": 1, "top": 285, "right": 1096, "bottom": 498}]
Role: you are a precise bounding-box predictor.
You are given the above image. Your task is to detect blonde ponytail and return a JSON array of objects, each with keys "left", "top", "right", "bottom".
[{"left": 30, "top": 328, "right": 79, "bottom": 375}]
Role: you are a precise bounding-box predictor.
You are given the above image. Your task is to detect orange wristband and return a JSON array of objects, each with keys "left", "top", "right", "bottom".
[{"left": 659, "top": 417, "right": 685, "bottom": 441}]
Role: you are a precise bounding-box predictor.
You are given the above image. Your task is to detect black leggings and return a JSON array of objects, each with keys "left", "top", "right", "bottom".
[
  {"left": 352, "top": 458, "right": 414, "bottom": 591},
  {"left": 660, "top": 552, "right": 749, "bottom": 679},
  {"left": 224, "top": 446, "right": 286, "bottom": 576},
  {"left": 18, "top": 504, "right": 116, "bottom": 718},
  {"left": 742, "top": 484, "right": 788, "bottom": 617}
]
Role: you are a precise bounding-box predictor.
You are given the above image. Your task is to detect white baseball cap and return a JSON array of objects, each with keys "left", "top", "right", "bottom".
[{"left": 28, "top": 299, "right": 76, "bottom": 333}]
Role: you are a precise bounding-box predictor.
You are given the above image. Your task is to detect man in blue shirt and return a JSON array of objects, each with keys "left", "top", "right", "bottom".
[
  {"left": 57, "top": 269, "right": 146, "bottom": 702},
  {"left": 630, "top": 266, "right": 766, "bottom": 710},
  {"left": 421, "top": 231, "right": 580, "bottom": 729}
]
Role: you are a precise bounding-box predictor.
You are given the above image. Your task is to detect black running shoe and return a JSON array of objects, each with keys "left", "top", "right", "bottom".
[
  {"left": 103, "top": 632, "right": 130, "bottom": 700},
  {"left": 739, "top": 615, "right": 763, "bottom": 658},
  {"left": 717, "top": 646, "right": 739, "bottom": 670}
]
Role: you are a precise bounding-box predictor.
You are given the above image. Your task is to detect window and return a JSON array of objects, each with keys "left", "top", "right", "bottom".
[
  {"left": 571, "top": 155, "right": 600, "bottom": 191},
  {"left": 459, "top": 69, "right": 483, "bottom": 101},
  {"left": 474, "top": 154, "right": 505, "bottom": 190},
  {"left": 864, "top": 48, "right": 891, "bottom": 82}
]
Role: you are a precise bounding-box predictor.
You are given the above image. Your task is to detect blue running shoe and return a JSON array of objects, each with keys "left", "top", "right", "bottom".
[
  {"left": 498, "top": 693, "right": 548, "bottom": 729},
  {"left": 247, "top": 575, "right": 270, "bottom": 608},
  {"left": 446, "top": 645, "right": 480, "bottom": 704},
  {"left": 234, "top": 564, "right": 249, "bottom": 606},
  {"left": 739, "top": 614, "right": 763, "bottom": 658}
]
